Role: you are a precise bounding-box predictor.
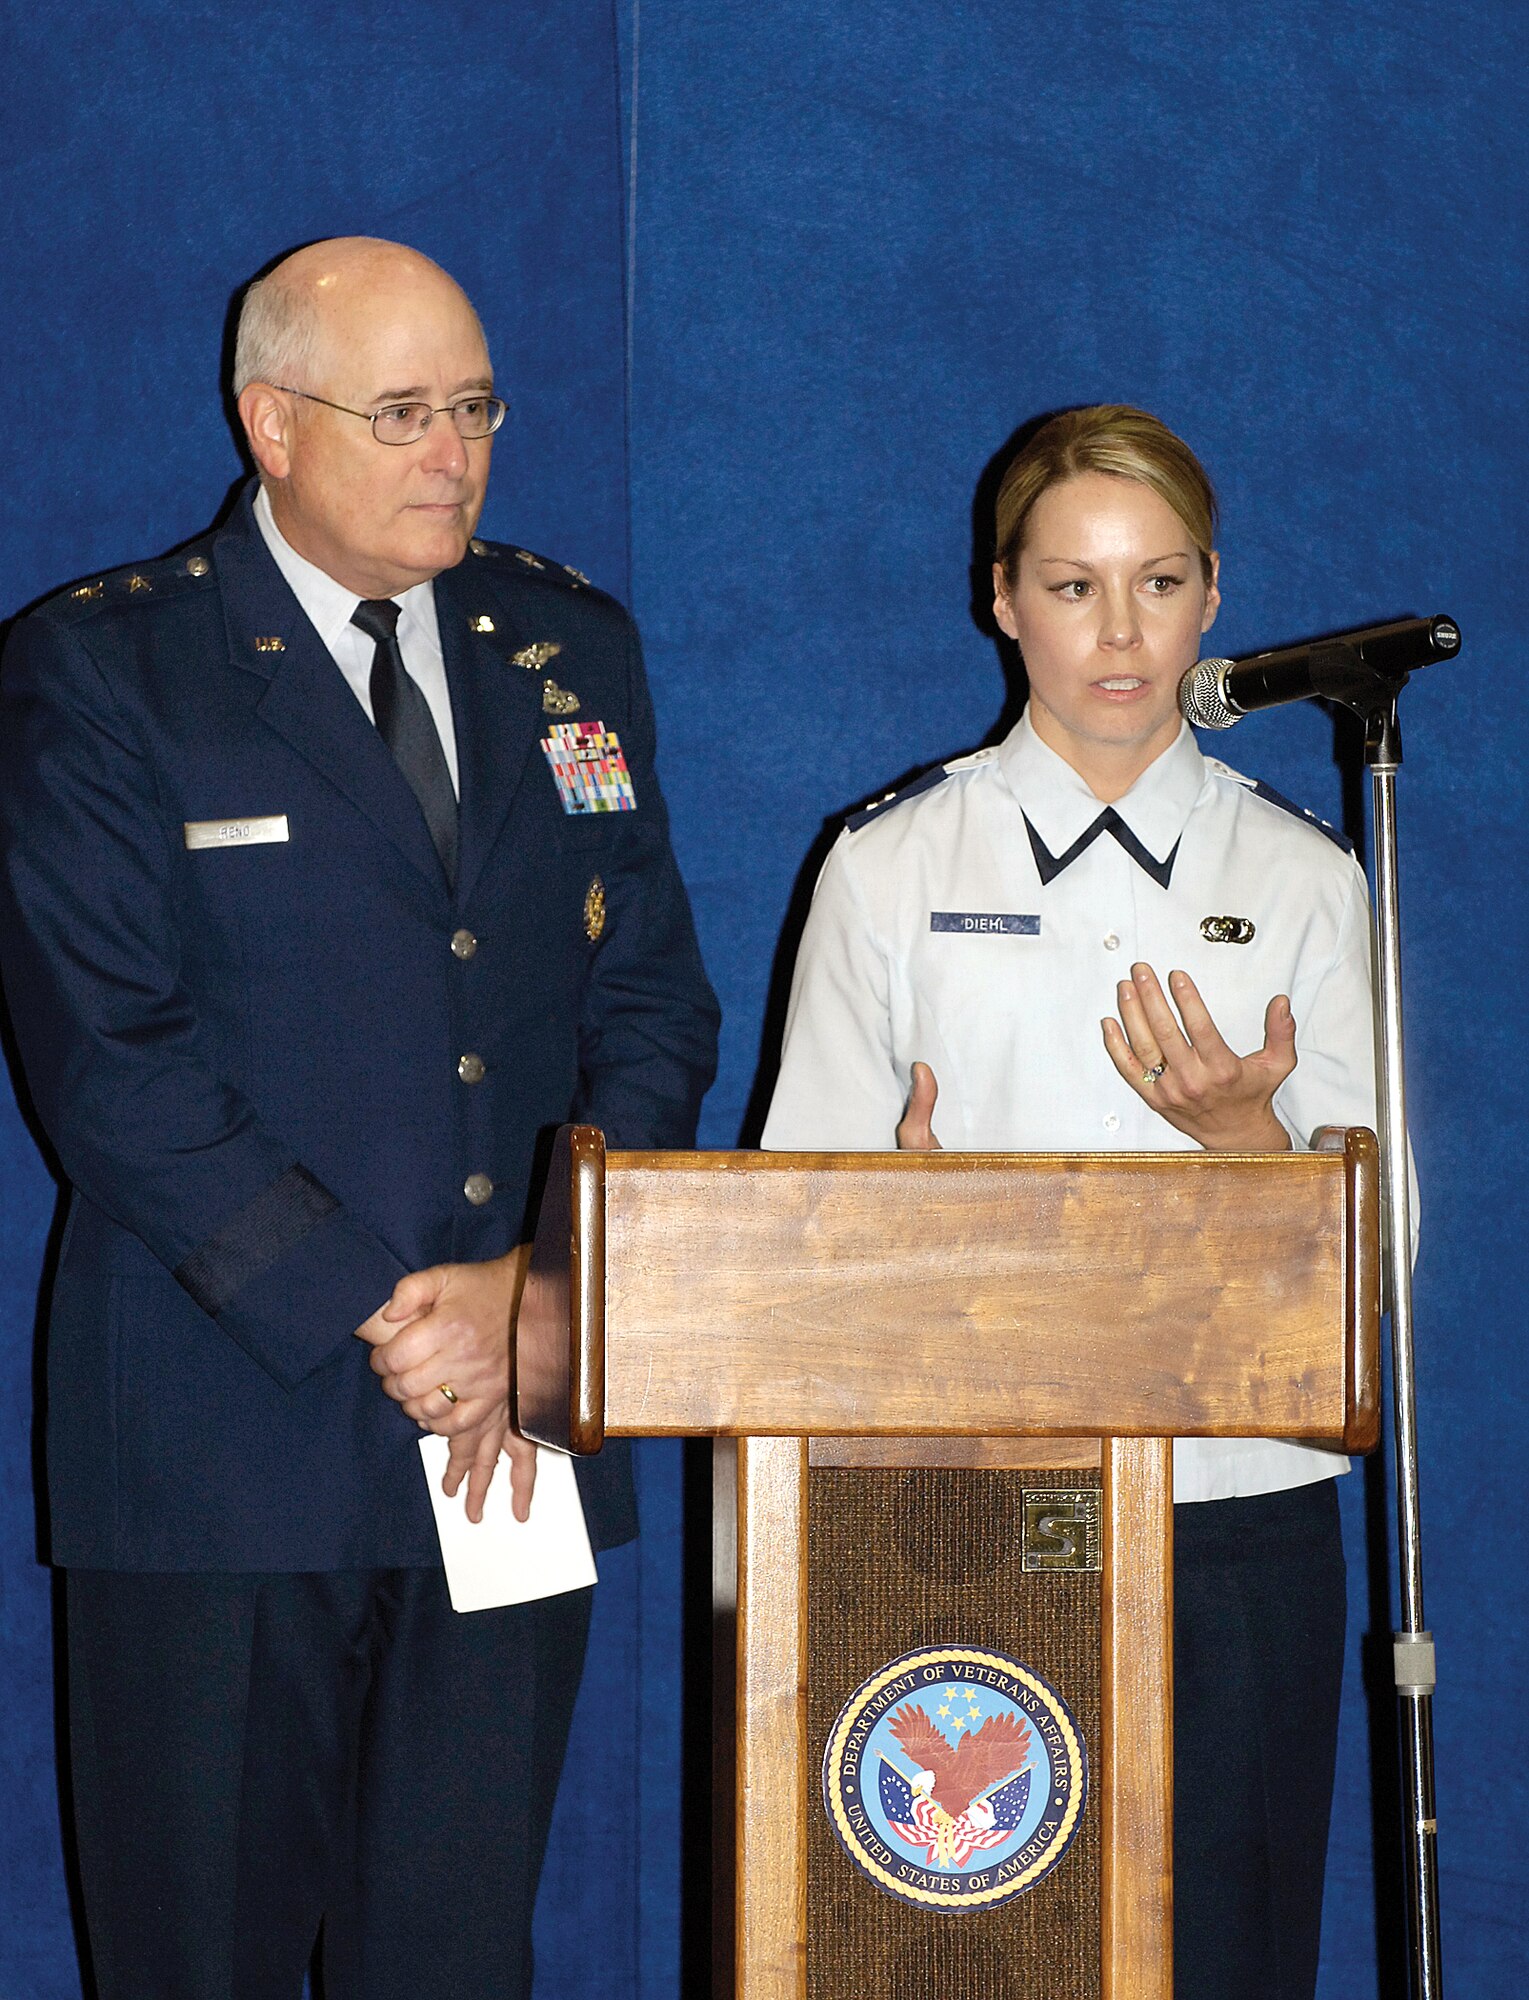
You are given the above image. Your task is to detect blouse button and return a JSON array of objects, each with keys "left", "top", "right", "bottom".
[
  {"left": 1102, "top": 931, "right": 1121, "bottom": 951},
  {"left": 1102, "top": 1112, "right": 1121, "bottom": 1133}
]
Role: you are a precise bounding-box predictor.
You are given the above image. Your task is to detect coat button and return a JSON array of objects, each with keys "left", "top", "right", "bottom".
[
  {"left": 1102, "top": 931, "right": 1121, "bottom": 951},
  {"left": 463, "top": 1173, "right": 494, "bottom": 1206},
  {"left": 451, "top": 929, "right": 478, "bottom": 960},
  {"left": 1102, "top": 1112, "right": 1121, "bottom": 1132},
  {"left": 457, "top": 1053, "right": 486, "bottom": 1084}
]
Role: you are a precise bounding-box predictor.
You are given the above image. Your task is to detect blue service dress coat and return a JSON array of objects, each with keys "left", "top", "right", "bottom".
[{"left": 0, "top": 484, "right": 719, "bottom": 1572}]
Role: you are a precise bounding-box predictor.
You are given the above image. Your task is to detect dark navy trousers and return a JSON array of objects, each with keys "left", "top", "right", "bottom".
[
  {"left": 66, "top": 1567, "right": 591, "bottom": 2000},
  {"left": 1173, "top": 1479, "right": 1348, "bottom": 2000}
]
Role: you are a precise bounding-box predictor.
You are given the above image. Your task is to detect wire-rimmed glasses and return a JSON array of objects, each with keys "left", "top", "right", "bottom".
[{"left": 274, "top": 386, "right": 506, "bottom": 446}]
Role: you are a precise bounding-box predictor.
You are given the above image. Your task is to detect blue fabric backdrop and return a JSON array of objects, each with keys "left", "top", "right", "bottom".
[
  {"left": 3, "top": 0, "right": 1526, "bottom": 1993},
  {"left": 621, "top": 0, "right": 1528, "bottom": 1992}
]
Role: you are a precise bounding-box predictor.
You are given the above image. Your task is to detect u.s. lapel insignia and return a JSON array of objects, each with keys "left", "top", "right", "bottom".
[
  {"left": 511, "top": 640, "right": 562, "bottom": 671},
  {"left": 253, "top": 636, "right": 285, "bottom": 653},
  {"left": 469, "top": 614, "right": 495, "bottom": 634},
  {"left": 1200, "top": 915, "right": 1256, "bottom": 944},
  {"left": 584, "top": 876, "right": 607, "bottom": 942},
  {"left": 542, "top": 678, "right": 580, "bottom": 716}
]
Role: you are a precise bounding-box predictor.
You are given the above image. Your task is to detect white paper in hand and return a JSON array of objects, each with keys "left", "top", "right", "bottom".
[{"left": 419, "top": 1436, "right": 598, "bottom": 1613}]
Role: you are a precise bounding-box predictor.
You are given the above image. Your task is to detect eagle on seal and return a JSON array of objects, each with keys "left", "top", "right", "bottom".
[{"left": 889, "top": 1701, "right": 1031, "bottom": 1818}]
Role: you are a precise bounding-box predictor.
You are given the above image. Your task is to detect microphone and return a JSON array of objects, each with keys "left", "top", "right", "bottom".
[{"left": 1179, "top": 614, "right": 1461, "bottom": 729}]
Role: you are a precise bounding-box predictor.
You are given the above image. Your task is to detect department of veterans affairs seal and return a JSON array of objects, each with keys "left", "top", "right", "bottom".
[{"left": 821, "top": 1644, "right": 1087, "bottom": 1912}]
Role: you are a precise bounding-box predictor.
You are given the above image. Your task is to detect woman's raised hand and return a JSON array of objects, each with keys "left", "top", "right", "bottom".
[
  {"left": 896, "top": 1060, "right": 943, "bottom": 1150},
  {"left": 1102, "top": 963, "right": 1296, "bottom": 1152}
]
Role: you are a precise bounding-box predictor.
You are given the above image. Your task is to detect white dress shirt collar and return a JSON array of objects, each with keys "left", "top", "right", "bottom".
[
  {"left": 996, "top": 706, "right": 1209, "bottom": 868},
  {"left": 251, "top": 483, "right": 460, "bottom": 797},
  {"left": 253, "top": 483, "right": 437, "bottom": 657}
]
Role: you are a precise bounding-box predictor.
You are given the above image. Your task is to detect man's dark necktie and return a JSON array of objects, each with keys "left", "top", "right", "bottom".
[
  {"left": 350, "top": 598, "right": 457, "bottom": 885},
  {"left": 1024, "top": 807, "right": 1179, "bottom": 889}
]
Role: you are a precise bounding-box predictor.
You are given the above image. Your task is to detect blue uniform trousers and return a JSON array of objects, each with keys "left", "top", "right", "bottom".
[
  {"left": 66, "top": 1567, "right": 592, "bottom": 2000},
  {"left": 1173, "top": 1480, "right": 1347, "bottom": 2000}
]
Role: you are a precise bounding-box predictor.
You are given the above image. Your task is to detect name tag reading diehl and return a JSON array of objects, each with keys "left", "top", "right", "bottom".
[
  {"left": 930, "top": 911, "right": 1039, "bottom": 936},
  {"left": 184, "top": 815, "right": 290, "bottom": 851}
]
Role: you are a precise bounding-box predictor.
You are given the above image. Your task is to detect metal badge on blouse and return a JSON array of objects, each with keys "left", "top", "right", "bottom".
[{"left": 1199, "top": 916, "right": 1256, "bottom": 944}]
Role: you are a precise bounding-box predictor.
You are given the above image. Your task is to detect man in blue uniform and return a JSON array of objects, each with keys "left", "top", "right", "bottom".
[{"left": 0, "top": 237, "right": 718, "bottom": 1998}]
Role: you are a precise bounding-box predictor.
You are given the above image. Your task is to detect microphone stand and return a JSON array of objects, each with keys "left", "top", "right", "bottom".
[
  {"left": 1185, "top": 637, "right": 1450, "bottom": 1994},
  {"left": 1360, "top": 682, "right": 1443, "bottom": 2000}
]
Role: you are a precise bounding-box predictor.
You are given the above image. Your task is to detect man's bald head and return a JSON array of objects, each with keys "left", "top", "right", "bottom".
[
  {"left": 233, "top": 238, "right": 487, "bottom": 397},
  {"left": 233, "top": 237, "right": 497, "bottom": 598}
]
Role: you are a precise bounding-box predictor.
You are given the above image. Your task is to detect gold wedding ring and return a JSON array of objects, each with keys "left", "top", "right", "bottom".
[{"left": 437, "top": 1382, "right": 460, "bottom": 1406}]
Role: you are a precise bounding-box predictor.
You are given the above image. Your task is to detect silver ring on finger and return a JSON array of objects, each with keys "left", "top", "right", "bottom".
[{"left": 1141, "top": 1061, "right": 1167, "bottom": 1084}]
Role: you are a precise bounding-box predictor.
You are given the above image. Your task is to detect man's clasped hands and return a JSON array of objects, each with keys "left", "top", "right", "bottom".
[{"left": 355, "top": 1246, "right": 537, "bottom": 1524}]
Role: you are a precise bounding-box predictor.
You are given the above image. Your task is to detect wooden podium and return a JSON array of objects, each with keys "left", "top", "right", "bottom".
[{"left": 519, "top": 1128, "right": 1379, "bottom": 2000}]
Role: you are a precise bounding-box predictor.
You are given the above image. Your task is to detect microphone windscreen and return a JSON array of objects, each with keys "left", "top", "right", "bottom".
[{"left": 1179, "top": 659, "right": 1240, "bottom": 730}]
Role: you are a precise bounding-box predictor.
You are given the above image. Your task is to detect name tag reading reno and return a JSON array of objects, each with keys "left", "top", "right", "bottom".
[
  {"left": 930, "top": 911, "right": 1039, "bottom": 936},
  {"left": 184, "top": 815, "right": 290, "bottom": 850}
]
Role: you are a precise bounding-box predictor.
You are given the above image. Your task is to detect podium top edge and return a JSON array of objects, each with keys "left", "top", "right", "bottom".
[{"left": 598, "top": 1144, "right": 1368, "bottom": 1171}]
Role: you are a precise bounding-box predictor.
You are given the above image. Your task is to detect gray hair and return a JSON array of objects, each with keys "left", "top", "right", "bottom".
[{"left": 232, "top": 270, "right": 319, "bottom": 396}]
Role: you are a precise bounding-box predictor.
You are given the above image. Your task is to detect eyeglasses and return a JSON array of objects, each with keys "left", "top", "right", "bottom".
[{"left": 274, "top": 386, "right": 507, "bottom": 446}]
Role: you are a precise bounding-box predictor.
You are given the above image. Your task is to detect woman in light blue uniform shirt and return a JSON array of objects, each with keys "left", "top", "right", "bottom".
[{"left": 763, "top": 406, "right": 1379, "bottom": 1999}]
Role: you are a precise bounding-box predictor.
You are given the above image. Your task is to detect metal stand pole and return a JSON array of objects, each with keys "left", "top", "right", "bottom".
[{"left": 1364, "top": 697, "right": 1443, "bottom": 1999}]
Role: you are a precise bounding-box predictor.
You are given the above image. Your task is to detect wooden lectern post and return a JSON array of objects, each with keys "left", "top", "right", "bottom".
[{"left": 519, "top": 1130, "right": 1379, "bottom": 2000}]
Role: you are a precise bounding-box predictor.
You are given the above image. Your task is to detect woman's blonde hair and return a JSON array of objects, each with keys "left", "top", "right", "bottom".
[{"left": 994, "top": 405, "right": 1218, "bottom": 585}]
